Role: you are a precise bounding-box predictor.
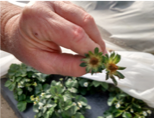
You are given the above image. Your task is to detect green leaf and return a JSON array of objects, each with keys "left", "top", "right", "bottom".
[
  {"left": 16, "top": 77, "right": 22, "bottom": 82},
  {"left": 68, "top": 88, "right": 77, "bottom": 93},
  {"left": 4, "top": 80, "right": 12, "bottom": 87},
  {"left": 113, "top": 54, "right": 121, "bottom": 64},
  {"left": 133, "top": 103, "right": 141, "bottom": 109},
  {"left": 18, "top": 94, "right": 26, "bottom": 101},
  {"left": 45, "top": 104, "right": 56, "bottom": 118},
  {"left": 8, "top": 82, "right": 16, "bottom": 91},
  {"left": 114, "top": 71, "right": 125, "bottom": 79},
  {"left": 80, "top": 62, "right": 87, "bottom": 67},
  {"left": 94, "top": 47, "right": 99, "bottom": 54},
  {"left": 107, "top": 96, "right": 117, "bottom": 106},
  {"left": 73, "top": 112, "right": 85, "bottom": 118},
  {"left": 101, "top": 82, "right": 109, "bottom": 89},
  {"left": 114, "top": 110, "right": 123, "bottom": 117},
  {"left": 122, "top": 112, "right": 132, "bottom": 118},
  {"left": 17, "top": 101, "right": 27, "bottom": 112},
  {"left": 43, "top": 84, "right": 50, "bottom": 91},
  {"left": 92, "top": 81, "right": 102, "bottom": 87},
  {"left": 17, "top": 88, "right": 23, "bottom": 95},
  {"left": 65, "top": 79, "right": 78, "bottom": 88},
  {"left": 35, "top": 84, "right": 42, "bottom": 95}
]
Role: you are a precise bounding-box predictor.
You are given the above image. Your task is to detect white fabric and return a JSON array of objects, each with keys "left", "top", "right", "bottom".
[{"left": 0, "top": 1, "right": 154, "bottom": 107}]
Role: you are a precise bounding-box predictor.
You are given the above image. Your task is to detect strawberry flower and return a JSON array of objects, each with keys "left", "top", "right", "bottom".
[
  {"left": 80, "top": 48, "right": 126, "bottom": 85},
  {"left": 80, "top": 47, "right": 105, "bottom": 74},
  {"left": 104, "top": 52, "right": 126, "bottom": 85}
]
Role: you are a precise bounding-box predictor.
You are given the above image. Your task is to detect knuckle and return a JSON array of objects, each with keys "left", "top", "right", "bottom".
[
  {"left": 72, "top": 26, "right": 85, "bottom": 44},
  {"left": 83, "top": 13, "right": 94, "bottom": 26}
]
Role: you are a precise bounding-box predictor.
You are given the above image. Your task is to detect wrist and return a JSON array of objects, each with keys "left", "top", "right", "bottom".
[{"left": 1, "top": 1, "right": 22, "bottom": 53}]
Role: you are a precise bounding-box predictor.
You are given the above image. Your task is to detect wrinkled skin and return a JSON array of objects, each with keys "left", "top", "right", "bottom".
[{"left": 4, "top": 1, "right": 107, "bottom": 76}]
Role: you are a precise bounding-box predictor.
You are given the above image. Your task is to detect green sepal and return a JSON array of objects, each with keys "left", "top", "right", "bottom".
[
  {"left": 94, "top": 47, "right": 99, "bottom": 54},
  {"left": 114, "top": 71, "right": 125, "bottom": 79},
  {"left": 118, "top": 66, "right": 126, "bottom": 70},
  {"left": 104, "top": 55, "right": 109, "bottom": 63},
  {"left": 106, "top": 72, "right": 109, "bottom": 80},
  {"left": 91, "top": 69, "right": 95, "bottom": 75},
  {"left": 86, "top": 67, "right": 90, "bottom": 73},
  {"left": 84, "top": 53, "right": 89, "bottom": 57},
  {"left": 102, "top": 56, "right": 105, "bottom": 63},
  {"left": 113, "top": 54, "right": 121, "bottom": 64},
  {"left": 88, "top": 51, "right": 93, "bottom": 55},
  {"left": 80, "top": 62, "right": 87, "bottom": 67},
  {"left": 110, "top": 52, "right": 115, "bottom": 60},
  {"left": 98, "top": 52, "right": 103, "bottom": 56},
  {"left": 110, "top": 76, "right": 117, "bottom": 86},
  {"left": 102, "top": 64, "right": 106, "bottom": 70}
]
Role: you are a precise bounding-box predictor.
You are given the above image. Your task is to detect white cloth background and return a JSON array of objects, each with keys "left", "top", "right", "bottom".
[{"left": 0, "top": 1, "right": 154, "bottom": 107}]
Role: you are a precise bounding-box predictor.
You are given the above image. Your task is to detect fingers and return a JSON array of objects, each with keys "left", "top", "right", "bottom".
[
  {"left": 29, "top": 50, "right": 86, "bottom": 77},
  {"left": 51, "top": 1, "right": 107, "bottom": 54},
  {"left": 43, "top": 11, "right": 101, "bottom": 56}
]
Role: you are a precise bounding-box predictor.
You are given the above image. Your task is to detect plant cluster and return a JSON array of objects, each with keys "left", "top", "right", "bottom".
[
  {"left": 5, "top": 61, "right": 153, "bottom": 118},
  {"left": 80, "top": 47, "right": 126, "bottom": 85},
  {"left": 32, "top": 78, "right": 90, "bottom": 118},
  {"left": 5, "top": 63, "right": 49, "bottom": 112}
]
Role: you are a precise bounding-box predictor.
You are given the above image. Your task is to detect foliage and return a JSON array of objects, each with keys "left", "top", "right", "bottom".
[
  {"left": 5, "top": 63, "right": 49, "bottom": 112},
  {"left": 5, "top": 63, "right": 154, "bottom": 118},
  {"left": 32, "top": 77, "right": 90, "bottom": 118},
  {"left": 75, "top": 77, "right": 154, "bottom": 118}
]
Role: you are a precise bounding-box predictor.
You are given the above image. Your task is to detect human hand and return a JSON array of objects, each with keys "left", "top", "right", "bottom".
[{"left": 3, "top": 1, "right": 107, "bottom": 76}]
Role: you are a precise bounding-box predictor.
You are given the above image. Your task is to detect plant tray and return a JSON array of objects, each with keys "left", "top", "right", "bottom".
[{"left": 1, "top": 75, "right": 154, "bottom": 118}]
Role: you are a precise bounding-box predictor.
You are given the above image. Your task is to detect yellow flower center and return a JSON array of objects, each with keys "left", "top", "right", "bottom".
[
  {"left": 90, "top": 57, "right": 99, "bottom": 65},
  {"left": 108, "top": 63, "right": 118, "bottom": 72}
]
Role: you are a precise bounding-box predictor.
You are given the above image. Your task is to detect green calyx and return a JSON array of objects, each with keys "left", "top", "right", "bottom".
[{"left": 80, "top": 48, "right": 126, "bottom": 85}]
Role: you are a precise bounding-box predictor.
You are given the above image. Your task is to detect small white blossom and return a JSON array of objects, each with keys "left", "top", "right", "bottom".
[
  {"left": 58, "top": 110, "right": 61, "bottom": 113},
  {"left": 36, "top": 73, "right": 41, "bottom": 76},
  {"left": 143, "top": 111, "right": 147, "bottom": 116},
  {"left": 41, "top": 93, "right": 45, "bottom": 97},
  {"left": 39, "top": 106, "right": 43, "bottom": 109},
  {"left": 115, "top": 103, "right": 120, "bottom": 108},
  {"left": 32, "top": 75, "right": 35, "bottom": 78},
  {"left": 20, "top": 81, "right": 24, "bottom": 84},
  {"left": 18, "top": 83, "right": 23, "bottom": 88},
  {"left": 26, "top": 79, "right": 30, "bottom": 82},
  {"left": 77, "top": 102, "right": 82, "bottom": 108},
  {"left": 35, "top": 96, "right": 39, "bottom": 102},
  {"left": 46, "top": 104, "right": 53, "bottom": 108},
  {"left": 45, "top": 95, "right": 52, "bottom": 98},
  {"left": 147, "top": 110, "right": 152, "bottom": 114},
  {"left": 83, "top": 82, "right": 88, "bottom": 87},
  {"left": 130, "top": 109, "right": 134, "bottom": 113}
]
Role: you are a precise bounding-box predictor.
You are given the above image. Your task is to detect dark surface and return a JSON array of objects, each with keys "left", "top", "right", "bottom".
[{"left": 1, "top": 76, "right": 154, "bottom": 118}]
